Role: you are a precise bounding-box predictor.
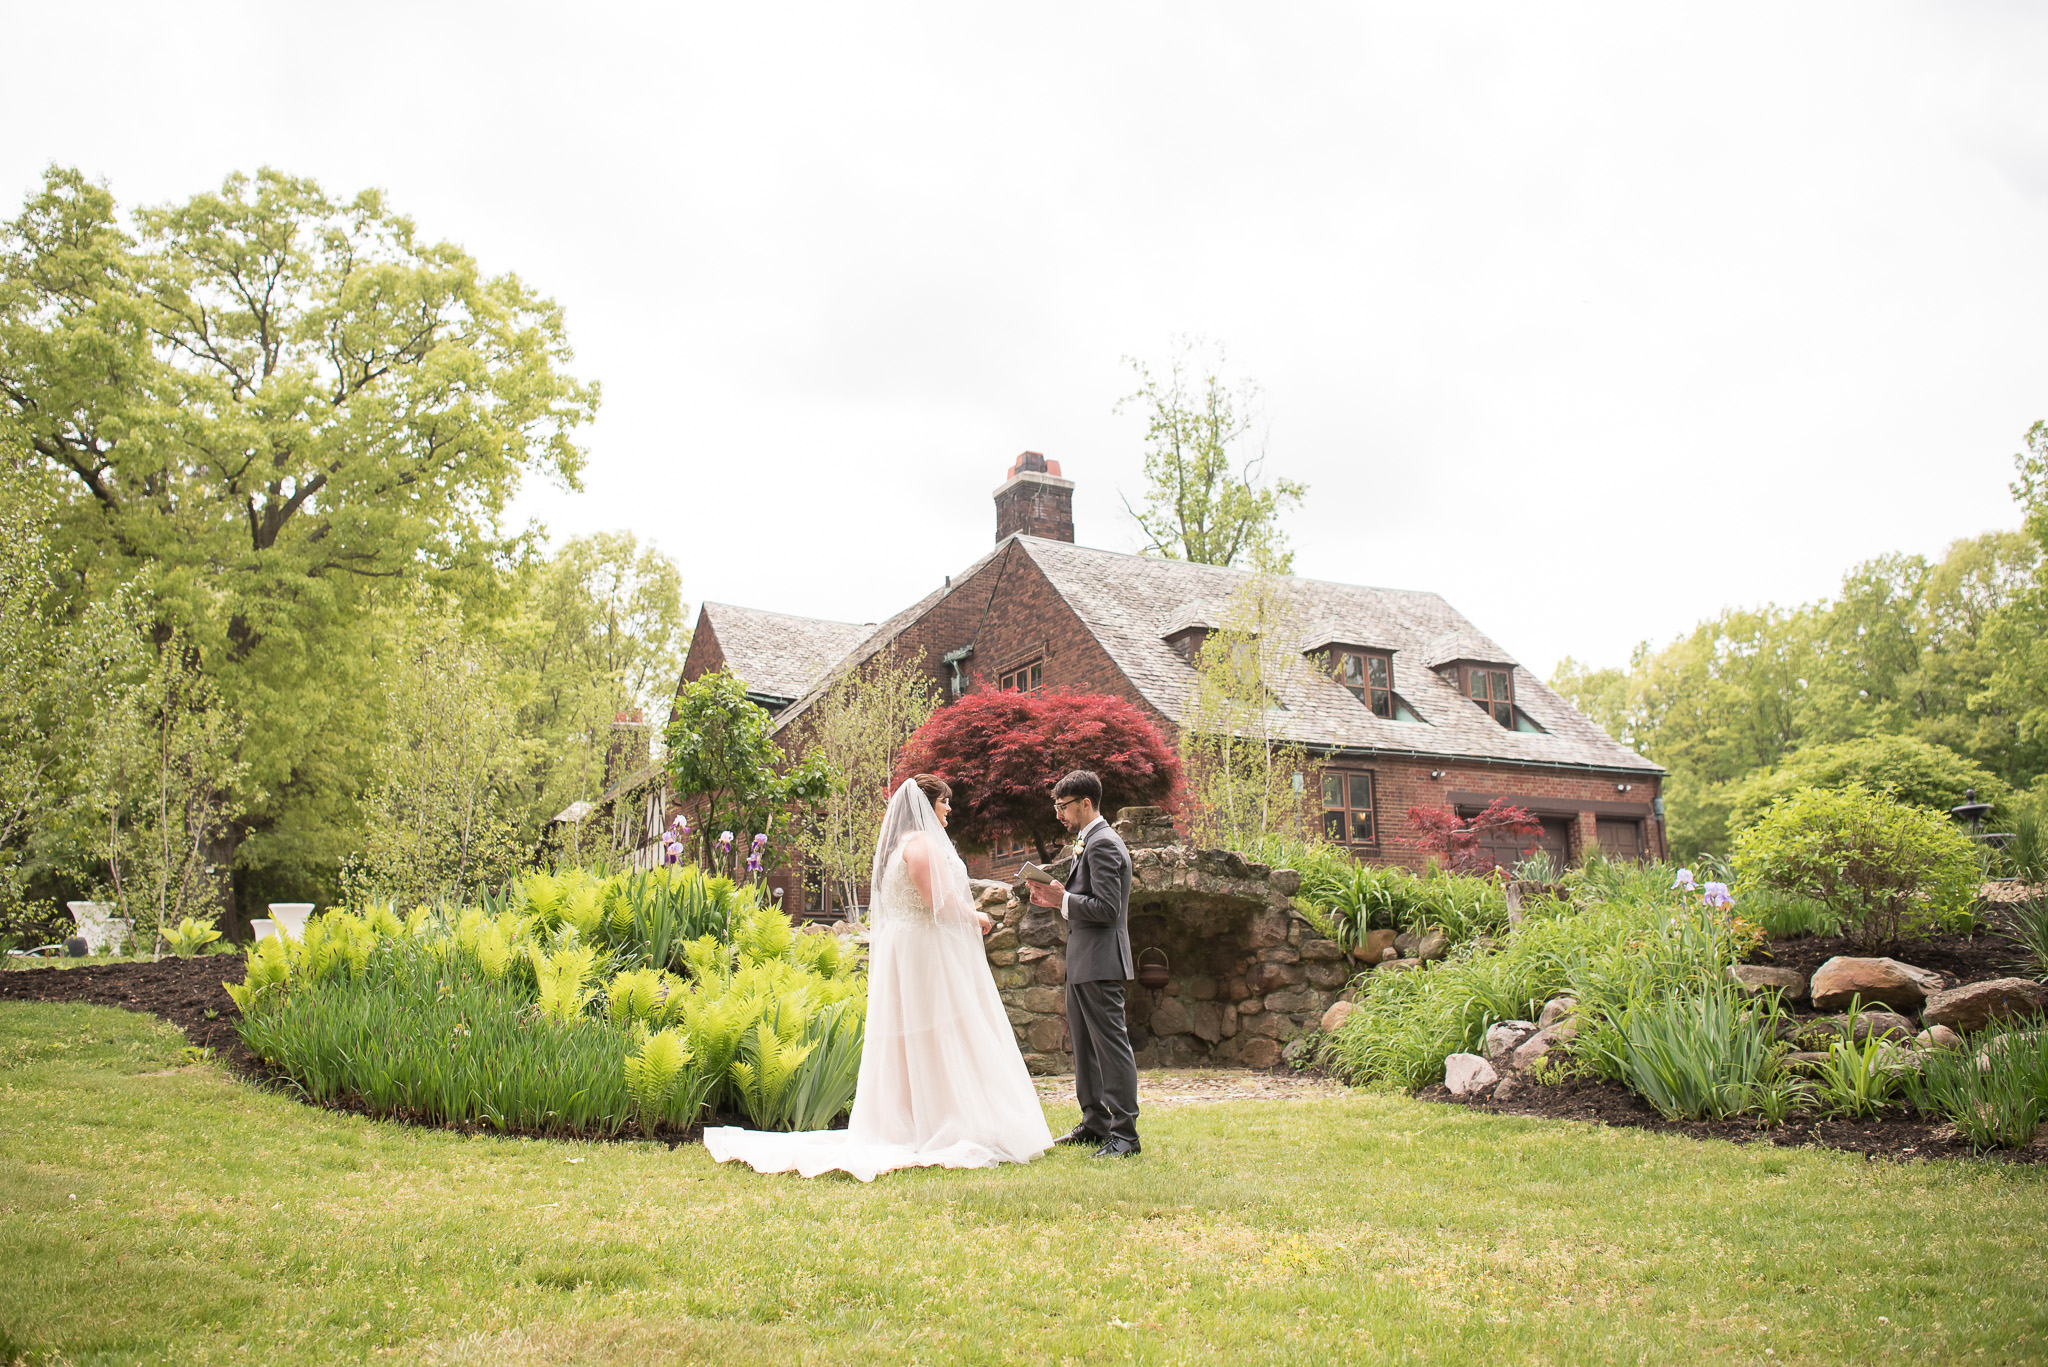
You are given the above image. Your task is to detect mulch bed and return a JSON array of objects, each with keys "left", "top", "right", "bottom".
[
  {"left": 0, "top": 955, "right": 259, "bottom": 1073},
  {"left": 1419, "top": 1076, "right": 2048, "bottom": 1165},
  {"left": 1404, "top": 929, "right": 2048, "bottom": 1165},
  {"left": 1746, "top": 928, "right": 2034, "bottom": 984}
]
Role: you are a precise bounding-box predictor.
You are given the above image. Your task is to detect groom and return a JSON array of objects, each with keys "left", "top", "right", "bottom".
[{"left": 1026, "top": 769, "right": 1141, "bottom": 1158}]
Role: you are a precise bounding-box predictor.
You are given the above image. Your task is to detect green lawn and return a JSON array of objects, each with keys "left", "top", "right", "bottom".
[{"left": 2, "top": 1003, "right": 2044, "bottom": 1365}]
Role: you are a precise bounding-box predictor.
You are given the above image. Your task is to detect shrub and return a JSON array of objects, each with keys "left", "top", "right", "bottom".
[
  {"left": 1727, "top": 735, "right": 2007, "bottom": 835},
  {"left": 1296, "top": 860, "right": 1509, "bottom": 950},
  {"left": 1732, "top": 784, "right": 1981, "bottom": 947},
  {"left": 1405, "top": 800, "right": 1541, "bottom": 875},
  {"left": 1600, "top": 987, "right": 1787, "bottom": 1121},
  {"left": 1901, "top": 1018, "right": 2048, "bottom": 1151},
  {"left": 1321, "top": 862, "right": 1745, "bottom": 1089},
  {"left": 227, "top": 879, "right": 865, "bottom": 1137}
]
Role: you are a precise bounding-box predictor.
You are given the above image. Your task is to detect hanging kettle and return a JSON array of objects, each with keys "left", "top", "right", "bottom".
[{"left": 1136, "top": 946, "right": 1170, "bottom": 991}]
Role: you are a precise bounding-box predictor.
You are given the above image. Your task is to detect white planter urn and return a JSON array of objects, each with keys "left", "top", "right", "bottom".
[
  {"left": 249, "top": 919, "right": 277, "bottom": 941},
  {"left": 66, "top": 902, "right": 134, "bottom": 954},
  {"left": 266, "top": 903, "right": 316, "bottom": 938}
]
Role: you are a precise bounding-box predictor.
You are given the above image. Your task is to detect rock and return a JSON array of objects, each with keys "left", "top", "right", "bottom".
[
  {"left": 1537, "top": 996, "right": 1579, "bottom": 1030},
  {"left": 1353, "top": 928, "right": 1399, "bottom": 963},
  {"left": 1033, "top": 955, "right": 1066, "bottom": 986},
  {"left": 970, "top": 878, "right": 1018, "bottom": 913},
  {"left": 1269, "top": 869, "right": 1302, "bottom": 896},
  {"left": 1187, "top": 976, "right": 1218, "bottom": 1000},
  {"left": 1237, "top": 996, "right": 1263, "bottom": 1014},
  {"left": 1299, "top": 938, "right": 1346, "bottom": 962},
  {"left": 1304, "top": 961, "right": 1351, "bottom": 989},
  {"left": 1196, "top": 849, "right": 1252, "bottom": 879},
  {"left": 986, "top": 950, "right": 1017, "bottom": 967},
  {"left": 1026, "top": 1016, "right": 1068, "bottom": 1052},
  {"left": 1915, "top": 1024, "right": 1964, "bottom": 1050},
  {"left": 1219, "top": 1003, "right": 1238, "bottom": 1039},
  {"left": 982, "top": 926, "right": 1019, "bottom": 952},
  {"left": 1241, "top": 1011, "right": 1284, "bottom": 1038},
  {"left": 1728, "top": 964, "right": 1807, "bottom": 1004},
  {"left": 1247, "top": 911, "right": 1291, "bottom": 948},
  {"left": 1115, "top": 805, "right": 1165, "bottom": 825},
  {"left": 1922, "top": 978, "right": 2048, "bottom": 1032},
  {"left": 1246, "top": 961, "right": 1304, "bottom": 994},
  {"left": 1239, "top": 1038, "right": 1283, "bottom": 1068},
  {"left": 1444, "top": 1052, "right": 1498, "bottom": 1097},
  {"left": 1391, "top": 928, "right": 1449, "bottom": 959},
  {"left": 1256, "top": 945, "right": 1303, "bottom": 964},
  {"left": 1376, "top": 958, "right": 1421, "bottom": 974},
  {"left": 1510, "top": 1019, "right": 1577, "bottom": 1070},
  {"left": 1484, "top": 1021, "right": 1537, "bottom": 1063},
  {"left": 1320, "top": 1000, "right": 1356, "bottom": 1034},
  {"left": 1003, "top": 1004, "right": 1032, "bottom": 1027},
  {"left": 1808, "top": 957, "right": 1944, "bottom": 1012},
  {"left": 1192, "top": 1001, "right": 1224, "bottom": 1043},
  {"left": 1850, "top": 1010, "right": 1916, "bottom": 1043},
  {"left": 1783, "top": 1051, "right": 1832, "bottom": 1076},
  {"left": 1019, "top": 907, "right": 1066, "bottom": 949},
  {"left": 1491, "top": 1073, "right": 1527, "bottom": 1103},
  {"left": 1150, "top": 997, "right": 1193, "bottom": 1036},
  {"left": 1019, "top": 986, "right": 1065, "bottom": 1015},
  {"left": 1281, "top": 1036, "right": 1316, "bottom": 1064},
  {"left": 1017, "top": 945, "right": 1052, "bottom": 962},
  {"left": 1262, "top": 986, "right": 1322, "bottom": 1014}
]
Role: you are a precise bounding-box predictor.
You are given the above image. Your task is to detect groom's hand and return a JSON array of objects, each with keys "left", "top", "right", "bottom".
[{"left": 1026, "top": 879, "right": 1064, "bottom": 909}]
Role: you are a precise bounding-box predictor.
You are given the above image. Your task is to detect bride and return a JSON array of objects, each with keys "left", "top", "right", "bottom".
[{"left": 704, "top": 774, "right": 1053, "bottom": 1180}]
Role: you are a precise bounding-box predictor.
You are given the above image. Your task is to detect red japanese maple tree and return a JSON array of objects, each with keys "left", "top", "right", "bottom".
[
  {"left": 894, "top": 688, "right": 1182, "bottom": 860},
  {"left": 1406, "top": 799, "right": 1543, "bottom": 875}
]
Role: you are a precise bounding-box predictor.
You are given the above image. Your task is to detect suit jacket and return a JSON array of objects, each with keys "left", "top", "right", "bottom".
[{"left": 1063, "top": 819, "right": 1134, "bottom": 983}]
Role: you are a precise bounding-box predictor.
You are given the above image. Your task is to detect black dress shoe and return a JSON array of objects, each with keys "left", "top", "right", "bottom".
[
  {"left": 1091, "top": 1136, "right": 1142, "bottom": 1158},
  {"left": 1054, "top": 1125, "right": 1104, "bottom": 1147}
]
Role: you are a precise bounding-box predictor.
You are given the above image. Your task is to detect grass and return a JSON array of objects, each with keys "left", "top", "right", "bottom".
[{"left": 4, "top": 1005, "right": 2048, "bottom": 1364}]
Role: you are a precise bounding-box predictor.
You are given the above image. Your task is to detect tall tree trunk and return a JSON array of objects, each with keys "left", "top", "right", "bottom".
[{"left": 207, "top": 820, "right": 247, "bottom": 941}]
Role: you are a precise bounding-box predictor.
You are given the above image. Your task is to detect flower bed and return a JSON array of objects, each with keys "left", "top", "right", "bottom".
[{"left": 227, "top": 866, "right": 865, "bottom": 1138}]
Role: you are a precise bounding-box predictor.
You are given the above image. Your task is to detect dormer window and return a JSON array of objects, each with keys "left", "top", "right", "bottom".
[
  {"left": 1164, "top": 627, "right": 1211, "bottom": 664},
  {"left": 1437, "top": 661, "right": 1541, "bottom": 731},
  {"left": 1333, "top": 649, "right": 1394, "bottom": 719}
]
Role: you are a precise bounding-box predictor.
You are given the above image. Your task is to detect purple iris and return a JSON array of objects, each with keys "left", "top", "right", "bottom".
[
  {"left": 1701, "top": 882, "right": 1735, "bottom": 909},
  {"left": 1671, "top": 868, "right": 1697, "bottom": 893}
]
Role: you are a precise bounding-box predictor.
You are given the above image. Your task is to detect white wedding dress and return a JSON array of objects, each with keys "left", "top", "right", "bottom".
[{"left": 704, "top": 783, "right": 1053, "bottom": 1181}]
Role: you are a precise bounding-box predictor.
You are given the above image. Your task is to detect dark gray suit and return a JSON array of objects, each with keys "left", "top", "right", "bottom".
[{"left": 1063, "top": 819, "right": 1139, "bottom": 1144}]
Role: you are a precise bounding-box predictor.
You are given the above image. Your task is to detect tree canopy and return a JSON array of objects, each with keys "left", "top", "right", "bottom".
[
  {"left": 1118, "top": 340, "right": 1305, "bottom": 572},
  {"left": 895, "top": 689, "right": 1181, "bottom": 860}
]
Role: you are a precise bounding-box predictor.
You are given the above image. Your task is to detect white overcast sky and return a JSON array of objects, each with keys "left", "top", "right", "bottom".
[{"left": 9, "top": 2, "right": 2048, "bottom": 677}]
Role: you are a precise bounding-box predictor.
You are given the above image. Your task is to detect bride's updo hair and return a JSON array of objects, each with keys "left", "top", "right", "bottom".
[{"left": 910, "top": 773, "right": 952, "bottom": 806}]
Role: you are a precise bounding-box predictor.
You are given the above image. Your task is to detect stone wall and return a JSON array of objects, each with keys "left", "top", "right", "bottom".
[{"left": 977, "top": 808, "right": 1352, "bottom": 1073}]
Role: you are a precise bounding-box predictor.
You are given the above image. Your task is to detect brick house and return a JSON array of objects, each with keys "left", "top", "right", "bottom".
[{"left": 661, "top": 451, "right": 1665, "bottom": 905}]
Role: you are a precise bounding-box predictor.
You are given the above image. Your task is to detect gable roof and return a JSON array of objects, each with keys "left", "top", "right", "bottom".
[
  {"left": 695, "top": 603, "right": 872, "bottom": 706},
  {"left": 1011, "top": 537, "right": 1659, "bottom": 774}
]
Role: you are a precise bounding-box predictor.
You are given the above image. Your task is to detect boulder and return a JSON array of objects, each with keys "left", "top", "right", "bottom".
[
  {"left": 1150, "top": 997, "right": 1193, "bottom": 1036},
  {"left": 1808, "top": 957, "right": 1944, "bottom": 1013},
  {"left": 1782, "top": 1051, "right": 1832, "bottom": 1076},
  {"left": 1411, "top": 929, "right": 1451, "bottom": 962},
  {"left": 1353, "top": 928, "right": 1399, "bottom": 963},
  {"left": 1269, "top": 869, "right": 1302, "bottom": 896},
  {"left": 1239, "top": 1038, "right": 1283, "bottom": 1068},
  {"left": 1444, "top": 1053, "right": 1498, "bottom": 1097},
  {"left": 1305, "top": 961, "right": 1352, "bottom": 989},
  {"left": 1728, "top": 964, "right": 1808, "bottom": 1004},
  {"left": 970, "top": 878, "right": 1019, "bottom": 914},
  {"left": 1510, "top": 1019, "right": 1578, "bottom": 1070},
  {"left": 1263, "top": 986, "right": 1323, "bottom": 1014},
  {"left": 1376, "top": 958, "right": 1421, "bottom": 975},
  {"left": 1922, "top": 978, "right": 2048, "bottom": 1032},
  {"left": 1246, "top": 961, "right": 1304, "bottom": 994},
  {"left": 1192, "top": 1001, "right": 1225, "bottom": 1043},
  {"left": 1850, "top": 1010, "right": 1916, "bottom": 1043},
  {"left": 1319, "top": 1000, "right": 1356, "bottom": 1034},
  {"left": 1299, "top": 938, "right": 1347, "bottom": 962},
  {"left": 1484, "top": 1020, "right": 1537, "bottom": 1063},
  {"left": 1019, "top": 986, "right": 1066, "bottom": 1015},
  {"left": 1537, "top": 996, "right": 1579, "bottom": 1030},
  {"left": 1914, "top": 1025, "right": 1963, "bottom": 1050}
]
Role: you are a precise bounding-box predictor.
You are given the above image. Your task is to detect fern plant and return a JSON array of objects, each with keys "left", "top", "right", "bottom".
[{"left": 529, "top": 943, "right": 599, "bottom": 1024}]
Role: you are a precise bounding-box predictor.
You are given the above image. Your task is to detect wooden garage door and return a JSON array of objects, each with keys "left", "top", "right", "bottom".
[
  {"left": 1465, "top": 811, "right": 1573, "bottom": 873},
  {"left": 1596, "top": 818, "right": 1643, "bottom": 862}
]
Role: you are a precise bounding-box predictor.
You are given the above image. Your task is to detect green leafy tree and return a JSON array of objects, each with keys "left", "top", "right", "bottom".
[
  {"left": 1732, "top": 783, "right": 1982, "bottom": 948},
  {"left": 0, "top": 166, "right": 598, "bottom": 921},
  {"left": 72, "top": 620, "right": 252, "bottom": 954},
  {"left": 1727, "top": 735, "right": 2006, "bottom": 835},
  {"left": 1974, "top": 423, "right": 2048, "bottom": 786},
  {"left": 1180, "top": 572, "right": 1320, "bottom": 851},
  {"left": 789, "top": 651, "right": 939, "bottom": 913},
  {"left": 663, "top": 670, "right": 834, "bottom": 872},
  {"left": 1118, "top": 340, "right": 1306, "bottom": 572},
  {"left": 345, "top": 592, "right": 524, "bottom": 907}
]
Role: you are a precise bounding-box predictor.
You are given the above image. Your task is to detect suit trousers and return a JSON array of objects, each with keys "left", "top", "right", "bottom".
[{"left": 1065, "top": 979, "right": 1140, "bottom": 1143}]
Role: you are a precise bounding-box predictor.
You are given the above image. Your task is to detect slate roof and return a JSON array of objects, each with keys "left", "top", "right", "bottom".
[
  {"left": 696, "top": 603, "right": 873, "bottom": 705},
  {"left": 763, "top": 536, "right": 1660, "bottom": 776},
  {"left": 1013, "top": 538, "right": 1660, "bottom": 774}
]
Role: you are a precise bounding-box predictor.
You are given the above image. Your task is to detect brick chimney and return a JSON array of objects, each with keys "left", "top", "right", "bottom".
[{"left": 993, "top": 451, "right": 1074, "bottom": 543}]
